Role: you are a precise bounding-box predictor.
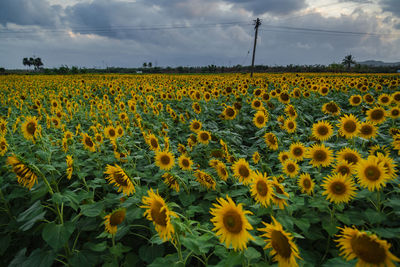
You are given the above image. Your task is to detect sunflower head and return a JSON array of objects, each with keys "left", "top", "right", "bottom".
[
  {"left": 337, "top": 114, "right": 360, "bottom": 139},
  {"left": 7, "top": 155, "right": 38, "bottom": 190},
  {"left": 366, "top": 106, "right": 387, "bottom": 124},
  {"left": 253, "top": 110, "right": 268, "bottom": 128},
  {"left": 81, "top": 133, "right": 96, "bottom": 152},
  {"left": 197, "top": 130, "right": 211, "bottom": 145},
  {"left": 178, "top": 154, "right": 193, "bottom": 171},
  {"left": 289, "top": 142, "right": 306, "bottom": 161},
  {"left": 162, "top": 173, "right": 180, "bottom": 192},
  {"left": 312, "top": 120, "right": 333, "bottom": 141},
  {"left": 250, "top": 171, "right": 273, "bottom": 207},
  {"left": 104, "top": 164, "right": 135, "bottom": 195},
  {"left": 282, "top": 159, "right": 299, "bottom": 178},
  {"left": 104, "top": 208, "right": 126, "bottom": 234},
  {"left": 189, "top": 119, "right": 202, "bottom": 132},
  {"left": 210, "top": 195, "right": 254, "bottom": 251},
  {"left": 232, "top": 158, "right": 253, "bottom": 185},
  {"left": 155, "top": 150, "right": 175, "bottom": 171},
  {"left": 306, "top": 143, "right": 333, "bottom": 168},
  {"left": 264, "top": 132, "right": 278, "bottom": 151},
  {"left": 298, "top": 173, "right": 314, "bottom": 195},
  {"left": 321, "top": 173, "right": 357, "bottom": 204},
  {"left": 355, "top": 155, "right": 390, "bottom": 191},
  {"left": 21, "top": 116, "right": 41, "bottom": 142}
]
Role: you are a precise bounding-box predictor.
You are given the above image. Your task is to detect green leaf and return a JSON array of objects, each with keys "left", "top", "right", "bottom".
[
  {"left": 21, "top": 249, "right": 55, "bottom": 267},
  {"left": 69, "top": 250, "right": 100, "bottom": 267},
  {"left": 293, "top": 218, "right": 310, "bottom": 233},
  {"left": 0, "top": 234, "right": 10, "bottom": 255},
  {"left": 322, "top": 218, "right": 339, "bottom": 236},
  {"left": 84, "top": 241, "right": 108, "bottom": 252},
  {"left": 364, "top": 209, "right": 387, "bottom": 224},
  {"left": 17, "top": 200, "right": 46, "bottom": 231},
  {"left": 371, "top": 227, "right": 400, "bottom": 238},
  {"left": 138, "top": 245, "right": 165, "bottom": 263},
  {"left": 80, "top": 201, "right": 104, "bottom": 217},
  {"left": 109, "top": 242, "right": 132, "bottom": 258},
  {"left": 42, "top": 221, "right": 75, "bottom": 250},
  {"left": 244, "top": 247, "right": 261, "bottom": 261},
  {"left": 9, "top": 248, "right": 27, "bottom": 267}
]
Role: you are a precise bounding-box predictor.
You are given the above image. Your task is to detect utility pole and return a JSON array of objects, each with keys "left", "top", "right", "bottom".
[{"left": 250, "top": 18, "right": 261, "bottom": 78}]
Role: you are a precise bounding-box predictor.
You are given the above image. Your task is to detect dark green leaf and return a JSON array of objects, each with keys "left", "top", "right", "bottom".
[
  {"left": 41, "top": 221, "right": 74, "bottom": 250},
  {"left": 80, "top": 201, "right": 104, "bottom": 217},
  {"left": 21, "top": 249, "right": 55, "bottom": 267}
]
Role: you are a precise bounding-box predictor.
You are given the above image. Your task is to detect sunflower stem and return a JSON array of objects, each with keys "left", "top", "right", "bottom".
[{"left": 376, "top": 190, "right": 382, "bottom": 213}]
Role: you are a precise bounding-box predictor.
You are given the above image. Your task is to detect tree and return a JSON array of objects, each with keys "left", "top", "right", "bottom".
[
  {"left": 143, "top": 62, "right": 147, "bottom": 68},
  {"left": 22, "top": 56, "right": 43, "bottom": 70},
  {"left": 342, "top": 54, "right": 356, "bottom": 70},
  {"left": 33, "top": 57, "right": 43, "bottom": 70},
  {"left": 23, "top": 58, "right": 29, "bottom": 68},
  {"left": 148, "top": 62, "right": 152, "bottom": 68}
]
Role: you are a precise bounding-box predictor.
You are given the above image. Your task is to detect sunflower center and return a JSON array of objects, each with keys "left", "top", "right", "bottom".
[
  {"left": 254, "top": 100, "right": 261, "bottom": 107},
  {"left": 280, "top": 93, "right": 289, "bottom": 101},
  {"left": 364, "top": 166, "right": 381, "bottom": 181},
  {"left": 371, "top": 109, "right": 384, "bottom": 121},
  {"left": 360, "top": 125, "right": 373, "bottom": 135},
  {"left": 150, "top": 138, "right": 158, "bottom": 148},
  {"left": 344, "top": 153, "right": 358, "bottom": 165},
  {"left": 338, "top": 166, "right": 350, "bottom": 176},
  {"left": 352, "top": 97, "right": 361, "bottom": 104},
  {"left": 238, "top": 165, "right": 250, "bottom": 178},
  {"left": 326, "top": 103, "right": 338, "bottom": 113},
  {"left": 85, "top": 137, "right": 94, "bottom": 147},
  {"left": 317, "top": 126, "right": 329, "bottom": 136},
  {"left": 314, "top": 150, "right": 327, "bottom": 162},
  {"left": 110, "top": 210, "right": 126, "bottom": 226},
  {"left": 192, "top": 122, "right": 200, "bottom": 130},
  {"left": 303, "top": 179, "right": 311, "bottom": 189},
  {"left": 109, "top": 129, "right": 116, "bottom": 137},
  {"left": 391, "top": 109, "right": 399, "bottom": 116},
  {"left": 256, "top": 115, "right": 265, "bottom": 124},
  {"left": 226, "top": 108, "right": 235, "bottom": 117},
  {"left": 271, "top": 230, "right": 292, "bottom": 258},
  {"left": 151, "top": 201, "right": 167, "bottom": 226},
  {"left": 160, "top": 154, "right": 171, "bottom": 165},
  {"left": 114, "top": 172, "right": 128, "bottom": 186},
  {"left": 350, "top": 235, "right": 386, "bottom": 264},
  {"left": 182, "top": 159, "right": 190, "bottom": 167},
  {"left": 287, "top": 122, "right": 294, "bottom": 129},
  {"left": 26, "top": 122, "right": 36, "bottom": 135},
  {"left": 381, "top": 96, "right": 389, "bottom": 103},
  {"left": 200, "top": 132, "right": 209, "bottom": 141},
  {"left": 286, "top": 163, "right": 296, "bottom": 173},
  {"left": 293, "top": 147, "right": 303, "bottom": 157},
  {"left": 343, "top": 120, "right": 357, "bottom": 133},
  {"left": 223, "top": 210, "right": 243, "bottom": 234},
  {"left": 330, "top": 181, "right": 346, "bottom": 195},
  {"left": 256, "top": 180, "right": 269, "bottom": 196}
]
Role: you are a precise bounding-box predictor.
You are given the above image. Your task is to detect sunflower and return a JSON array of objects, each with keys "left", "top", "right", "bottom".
[
  {"left": 252, "top": 151, "right": 261, "bottom": 164},
  {"left": 306, "top": 143, "right": 333, "bottom": 168},
  {"left": 298, "top": 173, "right": 315, "bottom": 195},
  {"left": 282, "top": 159, "right": 299, "bottom": 178},
  {"left": 116, "top": 125, "right": 124, "bottom": 138},
  {"left": 369, "top": 144, "right": 390, "bottom": 157},
  {"left": 363, "top": 93, "right": 375, "bottom": 104},
  {"left": 21, "top": 116, "right": 41, "bottom": 142},
  {"left": 0, "top": 136, "right": 8, "bottom": 156},
  {"left": 178, "top": 154, "right": 193, "bottom": 171},
  {"left": 389, "top": 106, "right": 400, "bottom": 119},
  {"left": 250, "top": 171, "right": 273, "bottom": 207},
  {"left": 0, "top": 118, "right": 7, "bottom": 135},
  {"left": 95, "top": 133, "right": 103, "bottom": 144},
  {"left": 105, "top": 164, "right": 135, "bottom": 196},
  {"left": 81, "top": 133, "right": 96, "bottom": 152},
  {"left": 221, "top": 105, "right": 237, "bottom": 120},
  {"left": 232, "top": 158, "right": 253, "bottom": 185},
  {"left": 358, "top": 121, "right": 377, "bottom": 139},
  {"left": 210, "top": 195, "right": 254, "bottom": 251},
  {"left": 189, "top": 119, "right": 202, "bottom": 132},
  {"left": 197, "top": 130, "right": 211, "bottom": 145},
  {"left": 146, "top": 133, "right": 160, "bottom": 151},
  {"left": 104, "top": 125, "right": 117, "bottom": 140},
  {"left": 366, "top": 106, "right": 387, "bottom": 124},
  {"left": 192, "top": 102, "right": 201, "bottom": 114},
  {"left": 264, "top": 132, "right": 279, "bottom": 151},
  {"left": 253, "top": 110, "right": 268, "bottom": 128},
  {"left": 162, "top": 173, "right": 180, "bottom": 192},
  {"left": 337, "top": 114, "right": 360, "bottom": 139},
  {"left": 279, "top": 92, "right": 291, "bottom": 104},
  {"left": 7, "top": 155, "right": 38, "bottom": 190},
  {"left": 334, "top": 160, "right": 355, "bottom": 178},
  {"left": 349, "top": 95, "right": 362, "bottom": 106},
  {"left": 104, "top": 209, "right": 126, "bottom": 235},
  {"left": 355, "top": 156, "right": 390, "bottom": 191},
  {"left": 321, "top": 173, "right": 357, "bottom": 204},
  {"left": 336, "top": 147, "right": 362, "bottom": 165},
  {"left": 378, "top": 93, "right": 392, "bottom": 106},
  {"left": 284, "top": 104, "right": 297, "bottom": 119},
  {"left": 312, "top": 120, "right": 333, "bottom": 141},
  {"left": 155, "top": 150, "right": 175, "bottom": 171},
  {"left": 376, "top": 152, "right": 397, "bottom": 180},
  {"left": 258, "top": 216, "right": 301, "bottom": 267},
  {"left": 289, "top": 142, "right": 306, "bottom": 162},
  {"left": 194, "top": 170, "right": 216, "bottom": 190},
  {"left": 271, "top": 177, "right": 289, "bottom": 209},
  {"left": 210, "top": 160, "right": 229, "bottom": 181},
  {"left": 66, "top": 155, "right": 73, "bottom": 180},
  {"left": 335, "top": 226, "right": 400, "bottom": 266},
  {"left": 251, "top": 99, "right": 264, "bottom": 110},
  {"left": 284, "top": 119, "right": 297, "bottom": 134},
  {"left": 278, "top": 151, "right": 291, "bottom": 164},
  {"left": 392, "top": 91, "right": 400, "bottom": 104},
  {"left": 277, "top": 115, "right": 285, "bottom": 129},
  {"left": 141, "top": 189, "right": 177, "bottom": 242},
  {"left": 322, "top": 101, "right": 341, "bottom": 116}
]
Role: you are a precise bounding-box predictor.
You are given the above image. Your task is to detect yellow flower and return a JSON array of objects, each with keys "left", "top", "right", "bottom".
[
  {"left": 252, "top": 151, "right": 261, "bottom": 164},
  {"left": 284, "top": 118, "right": 297, "bottom": 134},
  {"left": 334, "top": 160, "right": 355, "bottom": 178},
  {"left": 194, "top": 170, "right": 216, "bottom": 190},
  {"left": 335, "top": 226, "right": 400, "bottom": 266},
  {"left": 349, "top": 94, "right": 362, "bottom": 106},
  {"left": 250, "top": 171, "right": 273, "bottom": 207},
  {"left": 104, "top": 164, "right": 135, "bottom": 196},
  {"left": 253, "top": 110, "right": 268, "bottom": 128},
  {"left": 162, "top": 173, "right": 180, "bottom": 192},
  {"left": 282, "top": 159, "right": 299, "bottom": 178},
  {"left": 81, "top": 133, "right": 96, "bottom": 152},
  {"left": 306, "top": 143, "right": 333, "bottom": 168},
  {"left": 258, "top": 216, "right": 301, "bottom": 267},
  {"left": 271, "top": 177, "right": 289, "bottom": 209},
  {"left": 298, "top": 173, "right": 315, "bottom": 195},
  {"left": 21, "top": 116, "right": 41, "bottom": 142},
  {"left": 337, "top": 114, "right": 360, "bottom": 139},
  {"left": 322, "top": 101, "right": 340, "bottom": 116},
  {"left": 0, "top": 136, "right": 8, "bottom": 156},
  {"left": 366, "top": 106, "right": 387, "bottom": 124},
  {"left": 232, "top": 158, "right": 253, "bottom": 185},
  {"left": 358, "top": 121, "right": 377, "bottom": 139},
  {"left": 178, "top": 154, "right": 193, "bottom": 171},
  {"left": 104, "top": 125, "right": 117, "bottom": 140},
  {"left": 155, "top": 150, "right": 175, "bottom": 171},
  {"left": 210, "top": 195, "right": 254, "bottom": 251},
  {"left": 321, "top": 173, "right": 357, "bottom": 204},
  {"left": 289, "top": 142, "right": 306, "bottom": 162},
  {"left": 264, "top": 132, "right": 278, "bottom": 151},
  {"left": 104, "top": 209, "right": 126, "bottom": 235},
  {"left": 189, "top": 119, "right": 202, "bottom": 132},
  {"left": 197, "top": 130, "right": 211, "bottom": 145},
  {"left": 66, "top": 155, "right": 73, "bottom": 180},
  {"left": 336, "top": 147, "right": 362, "bottom": 166},
  {"left": 355, "top": 155, "right": 390, "bottom": 191},
  {"left": 7, "top": 155, "right": 38, "bottom": 190},
  {"left": 141, "top": 189, "right": 177, "bottom": 242},
  {"left": 312, "top": 120, "right": 333, "bottom": 141}
]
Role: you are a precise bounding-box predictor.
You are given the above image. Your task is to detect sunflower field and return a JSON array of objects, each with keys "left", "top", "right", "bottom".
[{"left": 0, "top": 73, "right": 399, "bottom": 267}]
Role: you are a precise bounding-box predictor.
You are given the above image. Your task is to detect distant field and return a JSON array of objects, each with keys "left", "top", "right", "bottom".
[{"left": 0, "top": 73, "right": 399, "bottom": 266}]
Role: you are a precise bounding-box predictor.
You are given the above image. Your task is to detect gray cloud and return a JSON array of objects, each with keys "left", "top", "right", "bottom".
[
  {"left": 0, "top": 0, "right": 60, "bottom": 26},
  {"left": 224, "top": 0, "right": 307, "bottom": 15},
  {"left": 380, "top": 0, "right": 400, "bottom": 17}
]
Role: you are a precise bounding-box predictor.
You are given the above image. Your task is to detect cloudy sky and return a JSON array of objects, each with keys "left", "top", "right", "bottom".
[{"left": 1, "top": 0, "right": 400, "bottom": 68}]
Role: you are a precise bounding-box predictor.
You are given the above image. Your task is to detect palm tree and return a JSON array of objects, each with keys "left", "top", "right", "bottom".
[{"left": 342, "top": 55, "right": 356, "bottom": 70}]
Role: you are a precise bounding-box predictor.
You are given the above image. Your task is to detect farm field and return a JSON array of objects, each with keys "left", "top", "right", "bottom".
[{"left": 0, "top": 73, "right": 399, "bottom": 266}]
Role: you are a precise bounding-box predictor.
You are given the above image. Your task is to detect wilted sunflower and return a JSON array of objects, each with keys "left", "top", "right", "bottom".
[
  {"left": 81, "top": 133, "right": 96, "bottom": 152},
  {"left": 194, "top": 170, "right": 216, "bottom": 190},
  {"left": 141, "top": 189, "right": 177, "bottom": 242},
  {"left": 282, "top": 159, "right": 299, "bottom": 178},
  {"left": 334, "top": 160, "right": 355, "bottom": 178},
  {"left": 104, "top": 208, "right": 126, "bottom": 235},
  {"left": 349, "top": 95, "right": 362, "bottom": 106},
  {"left": 376, "top": 152, "right": 397, "bottom": 180},
  {"left": 210, "top": 195, "right": 254, "bottom": 251},
  {"left": 232, "top": 158, "right": 253, "bottom": 185},
  {"left": 104, "top": 164, "right": 135, "bottom": 196},
  {"left": 366, "top": 106, "right": 387, "bottom": 124},
  {"left": 0, "top": 136, "right": 8, "bottom": 156},
  {"left": 21, "top": 116, "right": 41, "bottom": 142},
  {"left": 355, "top": 155, "right": 390, "bottom": 191},
  {"left": 250, "top": 171, "right": 273, "bottom": 207},
  {"left": 253, "top": 110, "right": 268, "bottom": 128},
  {"left": 358, "top": 121, "right": 377, "bottom": 139},
  {"left": 189, "top": 119, "right": 202, "bottom": 132},
  {"left": 264, "top": 132, "right": 278, "bottom": 151},
  {"left": 289, "top": 142, "right": 306, "bottom": 161},
  {"left": 178, "top": 154, "right": 193, "bottom": 171},
  {"left": 155, "top": 150, "right": 175, "bottom": 171},
  {"left": 336, "top": 147, "right": 362, "bottom": 166},
  {"left": 66, "top": 155, "right": 73, "bottom": 180},
  {"left": 271, "top": 177, "right": 289, "bottom": 209},
  {"left": 321, "top": 173, "right": 357, "bottom": 204},
  {"left": 306, "top": 143, "right": 333, "bottom": 168},
  {"left": 197, "top": 130, "right": 211, "bottom": 145},
  {"left": 298, "top": 173, "right": 315, "bottom": 195},
  {"left": 7, "top": 155, "right": 38, "bottom": 190},
  {"left": 337, "top": 114, "right": 360, "bottom": 139},
  {"left": 162, "top": 173, "right": 180, "bottom": 192},
  {"left": 258, "top": 216, "right": 301, "bottom": 267},
  {"left": 322, "top": 101, "right": 341, "bottom": 116},
  {"left": 312, "top": 120, "right": 333, "bottom": 141},
  {"left": 335, "top": 226, "right": 400, "bottom": 267}
]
